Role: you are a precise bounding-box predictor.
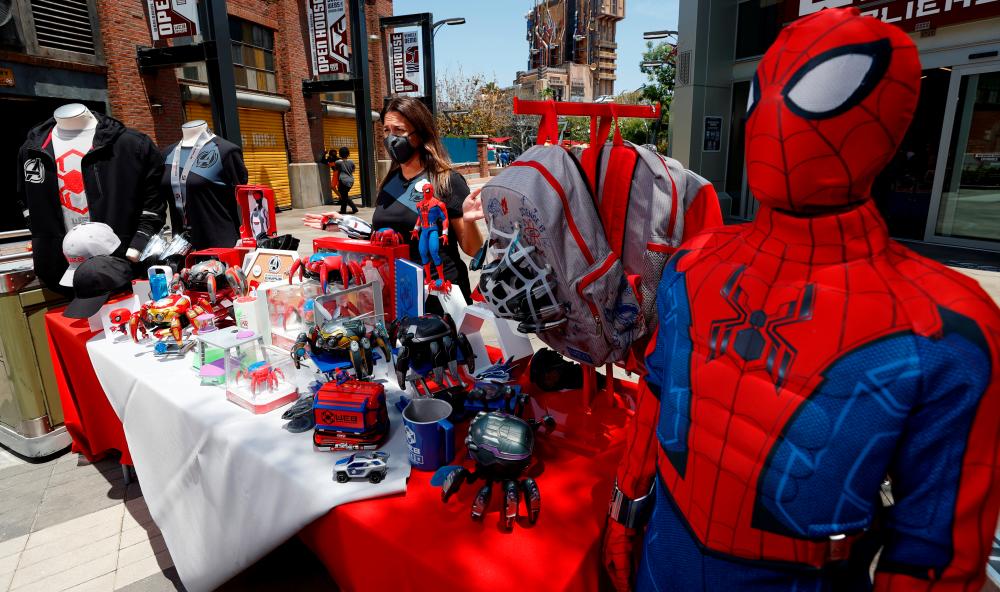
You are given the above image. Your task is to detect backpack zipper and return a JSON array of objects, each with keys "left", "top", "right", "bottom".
[{"left": 577, "top": 252, "right": 617, "bottom": 337}]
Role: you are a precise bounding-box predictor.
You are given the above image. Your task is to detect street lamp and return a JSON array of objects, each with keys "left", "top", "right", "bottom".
[
  {"left": 433, "top": 17, "right": 466, "bottom": 38},
  {"left": 643, "top": 29, "right": 678, "bottom": 40}
]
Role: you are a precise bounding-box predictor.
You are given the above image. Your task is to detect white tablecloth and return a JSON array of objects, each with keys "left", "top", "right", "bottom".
[{"left": 86, "top": 333, "right": 411, "bottom": 592}]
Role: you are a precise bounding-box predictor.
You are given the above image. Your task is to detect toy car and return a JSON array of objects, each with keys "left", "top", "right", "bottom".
[{"left": 334, "top": 451, "right": 389, "bottom": 484}]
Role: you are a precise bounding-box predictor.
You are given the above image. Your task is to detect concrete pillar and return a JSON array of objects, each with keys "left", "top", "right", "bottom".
[
  {"left": 669, "top": 0, "right": 737, "bottom": 216},
  {"left": 289, "top": 163, "right": 330, "bottom": 209},
  {"left": 471, "top": 135, "right": 489, "bottom": 179}
]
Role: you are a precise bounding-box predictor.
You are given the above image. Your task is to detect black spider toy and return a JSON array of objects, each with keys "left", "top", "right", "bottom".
[
  {"left": 441, "top": 411, "right": 555, "bottom": 529},
  {"left": 389, "top": 313, "right": 476, "bottom": 394}
]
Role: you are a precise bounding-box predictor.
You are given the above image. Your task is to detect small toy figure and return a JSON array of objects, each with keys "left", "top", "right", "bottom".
[
  {"left": 464, "top": 383, "right": 527, "bottom": 416},
  {"left": 237, "top": 361, "right": 285, "bottom": 394},
  {"left": 172, "top": 259, "right": 248, "bottom": 306},
  {"left": 390, "top": 313, "right": 475, "bottom": 394},
  {"left": 130, "top": 294, "right": 213, "bottom": 345},
  {"left": 334, "top": 451, "right": 389, "bottom": 483},
  {"left": 441, "top": 411, "right": 555, "bottom": 528},
  {"left": 370, "top": 227, "right": 403, "bottom": 247},
  {"left": 410, "top": 183, "right": 450, "bottom": 291},
  {"left": 291, "top": 318, "right": 392, "bottom": 380},
  {"left": 289, "top": 253, "right": 365, "bottom": 293},
  {"left": 108, "top": 308, "right": 132, "bottom": 335}
]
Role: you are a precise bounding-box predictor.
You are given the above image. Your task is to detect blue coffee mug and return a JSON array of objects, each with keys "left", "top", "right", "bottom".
[{"left": 402, "top": 398, "right": 455, "bottom": 471}]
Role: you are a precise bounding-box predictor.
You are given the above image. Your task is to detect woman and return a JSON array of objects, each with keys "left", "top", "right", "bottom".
[
  {"left": 305, "top": 97, "right": 483, "bottom": 308},
  {"left": 326, "top": 147, "right": 359, "bottom": 214}
]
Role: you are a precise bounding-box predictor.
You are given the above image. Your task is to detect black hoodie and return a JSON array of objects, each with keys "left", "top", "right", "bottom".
[{"left": 16, "top": 112, "right": 166, "bottom": 294}]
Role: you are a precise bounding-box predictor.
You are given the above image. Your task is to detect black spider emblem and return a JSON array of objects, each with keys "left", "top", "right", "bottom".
[{"left": 708, "top": 266, "right": 815, "bottom": 391}]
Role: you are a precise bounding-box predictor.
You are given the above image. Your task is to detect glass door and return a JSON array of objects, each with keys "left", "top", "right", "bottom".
[{"left": 926, "top": 65, "right": 1000, "bottom": 249}]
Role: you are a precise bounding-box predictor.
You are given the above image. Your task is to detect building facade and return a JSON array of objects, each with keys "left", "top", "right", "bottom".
[
  {"left": 669, "top": 0, "right": 1000, "bottom": 252},
  {"left": 514, "top": 0, "right": 625, "bottom": 101},
  {"left": 0, "top": 0, "right": 391, "bottom": 216}
]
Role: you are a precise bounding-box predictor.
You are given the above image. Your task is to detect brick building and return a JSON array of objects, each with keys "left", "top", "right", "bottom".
[
  {"left": 0, "top": 0, "right": 392, "bottom": 218},
  {"left": 514, "top": 0, "right": 625, "bottom": 102}
]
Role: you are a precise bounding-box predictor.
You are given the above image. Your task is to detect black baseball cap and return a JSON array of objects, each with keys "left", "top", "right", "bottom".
[{"left": 64, "top": 255, "right": 133, "bottom": 319}]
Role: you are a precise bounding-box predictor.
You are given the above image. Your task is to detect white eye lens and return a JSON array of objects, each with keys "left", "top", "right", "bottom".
[
  {"left": 747, "top": 78, "right": 755, "bottom": 113},
  {"left": 783, "top": 39, "right": 891, "bottom": 119}
]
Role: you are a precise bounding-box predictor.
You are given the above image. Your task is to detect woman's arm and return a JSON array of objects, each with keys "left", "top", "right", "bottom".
[{"left": 450, "top": 215, "right": 483, "bottom": 257}]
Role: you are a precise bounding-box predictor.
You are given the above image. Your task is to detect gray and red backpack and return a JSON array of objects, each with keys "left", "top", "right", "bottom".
[{"left": 478, "top": 103, "right": 723, "bottom": 367}]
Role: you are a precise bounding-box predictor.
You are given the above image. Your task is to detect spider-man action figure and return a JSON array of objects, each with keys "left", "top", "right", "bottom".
[
  {"left": 411, "top": 183, "right": 451, "bottom": 291},
  {"left": 605, "top": 8, "right": 1000, "bottom": 591}
]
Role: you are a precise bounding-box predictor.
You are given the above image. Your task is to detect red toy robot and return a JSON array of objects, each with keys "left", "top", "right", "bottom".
[
  {"left": 605, "top": 8, "right": 1000, "bottom": 592},
  {"left": 411, "top": 182, "right": 451, "bottom": 292}
]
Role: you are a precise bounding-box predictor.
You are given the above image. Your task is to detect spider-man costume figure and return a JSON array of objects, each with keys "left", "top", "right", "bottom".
[
  {"left": 605, "top": 8, "right": 1000, "bottom": 591},
  {"left": 411, "top": 183, "right": 451, "bottom": 291}
]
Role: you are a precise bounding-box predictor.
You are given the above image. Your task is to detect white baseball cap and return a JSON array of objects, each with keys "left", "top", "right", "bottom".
[{"left": 60, "top": 222, "right": 121, "bottom": 287}]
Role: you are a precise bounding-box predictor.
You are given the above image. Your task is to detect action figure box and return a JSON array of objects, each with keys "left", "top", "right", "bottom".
[
  {"left": 313, "top": 237, "right": 408, "bottom": 321},
  {"left": 241, "top": 248, "right": 300, "bottom": 293},
  {"left": 237, "top": 185, "right": 278, "bottom": 247}
]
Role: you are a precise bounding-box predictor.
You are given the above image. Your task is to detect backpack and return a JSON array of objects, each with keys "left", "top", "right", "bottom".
[
  {"left": 585, "top": 125, "right": 723, "bottom": 338},
  {"left": 478, "top": 144, "right": 643, "bottom": 366}
]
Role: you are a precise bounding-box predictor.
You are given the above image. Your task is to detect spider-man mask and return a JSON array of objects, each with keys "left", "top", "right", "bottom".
[{"left": 745, "top": 8, "right": 921, "bottom": 214}]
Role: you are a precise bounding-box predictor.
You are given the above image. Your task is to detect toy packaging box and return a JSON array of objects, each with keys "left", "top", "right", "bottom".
[
  {"left": 258, "top": 281, "right": 323, "bottom": 352},
  {"left": 237, "top": 185, "right": 278, "bottom": 247},
  {"left": 313, "top": 380, "right": 389, "bottom": 451},
  {"left": 194, "top": 328, "right": 298, "bottom": 414},
  {"left": 313, "top": 237, "right": 408, "bottom": 321}
]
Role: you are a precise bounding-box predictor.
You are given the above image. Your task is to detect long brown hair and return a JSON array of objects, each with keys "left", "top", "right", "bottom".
[{"left": 380, "top": 97, "right": 453, "bottom": 194}]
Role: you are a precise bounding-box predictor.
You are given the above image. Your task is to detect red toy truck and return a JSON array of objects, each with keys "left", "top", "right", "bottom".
[{"left": 313, "top": 380, "right": 389, "bottom": 451}]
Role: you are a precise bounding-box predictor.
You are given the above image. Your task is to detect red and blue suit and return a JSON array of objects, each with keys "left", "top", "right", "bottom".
[
  {"left": 606, "top": 8, "right": 1000, "bottom": 591},
  {"left": 412, "top": 183, "right": 451, "bottom": 291}
]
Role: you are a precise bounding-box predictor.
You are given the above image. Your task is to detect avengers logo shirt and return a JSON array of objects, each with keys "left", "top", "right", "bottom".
[{"left": 51, "top": 126, "right": 95, "bottom": 232}]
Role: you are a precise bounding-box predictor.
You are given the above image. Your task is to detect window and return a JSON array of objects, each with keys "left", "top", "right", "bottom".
[
  {"left": 176, "top": 17, "right": 277, "bottom": 94},
  {"left": 734, "top": 0, "right": 786, "bottom": 60},
  {"left": 230, "top": 18, "right": 277, "bottom": 93}
]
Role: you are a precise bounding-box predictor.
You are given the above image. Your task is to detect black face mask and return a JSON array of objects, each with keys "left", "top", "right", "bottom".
[{"left": 384, "top": 134, "right": 417, "bottom": 164}]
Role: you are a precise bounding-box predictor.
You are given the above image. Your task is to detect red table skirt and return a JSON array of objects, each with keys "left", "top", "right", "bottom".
[
  {"left": 301, "top": 380, "right": 634, "bottom": 592},
  {"left": 44, "top": 307, "right": 132, "bottom": 464}
]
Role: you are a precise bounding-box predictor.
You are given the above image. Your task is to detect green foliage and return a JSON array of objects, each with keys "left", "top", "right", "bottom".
[
  {"left": 638, "top": 40, "right": 677, "bottom": 152},
  {"left": 435, "top": 69, "right": 513, "bottom": 138}
]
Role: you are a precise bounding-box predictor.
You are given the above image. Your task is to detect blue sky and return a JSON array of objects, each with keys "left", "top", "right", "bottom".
[{"left": 391, "top": 0, "right": 679, "bottom": 94}]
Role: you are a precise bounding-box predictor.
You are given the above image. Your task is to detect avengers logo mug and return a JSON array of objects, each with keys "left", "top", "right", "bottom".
[{"left": 402, "top": 398, "right": 455, "bottom": 471}]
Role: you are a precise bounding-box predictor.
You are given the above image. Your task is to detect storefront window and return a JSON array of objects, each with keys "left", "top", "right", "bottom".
[
  {"left": 871, "top": 68, "right": 949, "bottom": 240},
  {"left": 934, "top": 70, "right": 1000, "bottom": 245},
  {"left": 735, "top": 0, "right": 785, "bottom": 60}
]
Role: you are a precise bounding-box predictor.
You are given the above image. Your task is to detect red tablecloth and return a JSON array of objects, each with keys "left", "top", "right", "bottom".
[
  {"left": 44, "top": 308, "right": 132, "bottom": 464},
  {"left": 300, "top": 381, "right": 634, "bottom": 592}
]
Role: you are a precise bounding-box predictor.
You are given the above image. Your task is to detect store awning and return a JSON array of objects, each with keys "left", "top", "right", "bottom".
[
  {"left": 488, "top": 136, "right": 512, "bottom": 143},
  {"left": 323, "top": 103, "right": 381, "bottom": 122},
  {"left": 183, "top": 84, "right": 291, "bottom": 112}
]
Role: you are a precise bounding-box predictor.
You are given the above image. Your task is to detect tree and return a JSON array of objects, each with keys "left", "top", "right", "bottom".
[
  {"left": 435, "top": 68, "right": 514, "bottom": 138},
  {"left": 639, "top": 41, "right": 677, "bottom": 152}
]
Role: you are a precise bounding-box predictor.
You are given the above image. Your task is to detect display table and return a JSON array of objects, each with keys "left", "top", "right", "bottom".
[
  {"left": 86, "top": 333, "right": 412, "bottom": 592},
  {"left": 300, "top": 382, "right": 632, "bottom": 592},
  {"left": 44, "top": 308, "right": 132, "bottom": 464}
]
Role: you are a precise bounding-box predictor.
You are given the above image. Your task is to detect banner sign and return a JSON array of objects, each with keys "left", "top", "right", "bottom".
[
  {"left": 793, "top": 0, "right": 1000, "bottom": 32},
  {"left": 145, "top": 0, "right": 199, "bottom": 41},
  {"left": 388, "top": 30, "right": 422, "bottom": 96},
  {"left": 308, "top": 0, "right": 350, "bottom": 76}
]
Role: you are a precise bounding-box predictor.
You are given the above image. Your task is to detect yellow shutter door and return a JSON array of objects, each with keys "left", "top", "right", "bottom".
[
  {"left": 322, "top": 116, "right": 361, "bottom": 197},
  {"left": 184, "top": 103, "right": 293, "bottom": 209}
]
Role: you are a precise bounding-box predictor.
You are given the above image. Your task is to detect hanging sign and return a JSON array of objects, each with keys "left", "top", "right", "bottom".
[
  {"left": 308, "top": 0, "right": 350, "bottom": 76},
  {"left": 792, "top": 0, "right": 1000, "bottom": 32},
  {"left": 388, "top": 30, "right": 422, "bottom": 96},
  {"left": 145, "top": 0, "right": 200, "bottom": 41}
]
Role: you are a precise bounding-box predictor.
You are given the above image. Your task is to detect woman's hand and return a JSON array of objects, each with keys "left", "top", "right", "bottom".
[
  {"left": 462, "top": 187, "right": 484, "bottom": 223},
  {"left": 303, "top": 211, "right": 340, "bottom": 230}
]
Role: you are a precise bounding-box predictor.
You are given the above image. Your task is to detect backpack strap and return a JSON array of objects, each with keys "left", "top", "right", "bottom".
[
  {"left": 535, "top": 100, "right": 560, "bottom": 145},
  {"left": 579, "top": 115, "right": 614, "bottom": 194},
  {"left": 598, "top": 114, "right": 638, "bottom": 259}
]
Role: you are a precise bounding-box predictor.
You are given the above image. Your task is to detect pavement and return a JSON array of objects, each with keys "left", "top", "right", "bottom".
[{"left": 1, "top": 181, "right": 998, "bottom": 592}]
